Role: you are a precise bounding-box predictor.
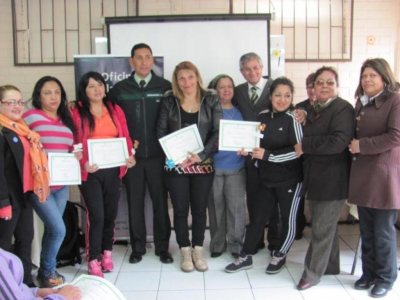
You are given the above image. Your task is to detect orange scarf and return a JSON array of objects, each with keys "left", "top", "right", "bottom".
[{"left": 0, "top": 114, "right": 50, "bottom": 203}]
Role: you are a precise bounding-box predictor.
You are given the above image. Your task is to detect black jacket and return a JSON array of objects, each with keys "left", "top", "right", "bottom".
[
  {"left": 257, "top": 109, "right": 303, "bottom": 188},
  {"left": 108, "top": 71, "right": 172, "bottom": 158},
  {"left": 0, "top": 128, "right": 24, "bottom": 209},
  {"left": 301, "top": 97, "right": 354, "bottom": 201},
  {"left": 157, "top": 90, "right": 222, "bottom": 161},
  {"left": 233, "top": 76, "right": 273, "bottom": 121}
]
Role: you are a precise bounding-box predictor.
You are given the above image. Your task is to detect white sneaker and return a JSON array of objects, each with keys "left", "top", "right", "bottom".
[
  {"left": 180, "top": 247, "right": 194, "bottom": 272},
  {"left": 191, "top": 246, "right": 208, "bottom": 272}
]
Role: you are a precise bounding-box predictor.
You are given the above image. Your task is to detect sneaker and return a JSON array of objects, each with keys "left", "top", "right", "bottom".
[
  {"left": 88, "top": 259, "right": 104, "bottom": 278},
  {"left": 101, "top": 250, "right": 114, "bottom": 272},
  {"left": 37, "top": 269, "right": 65, "bottom": 288},
  {"left": 180, "top": 247, "right": 194, "bottom": 272},
  {"left": 266, "top": 251, "right": 286, "bottom": 274},
  {"left": 191, "top": 246, "right": 208, "bottom": 272},
  {"left": 225, "top": 252, "right": 253, "bottom": 273}
]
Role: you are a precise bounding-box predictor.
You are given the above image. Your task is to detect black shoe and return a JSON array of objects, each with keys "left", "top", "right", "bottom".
[
  {"left": 155, "top": 251, "right": 173, "bottom": 264},
  {"left": 225, "top": 252, "right": 253, "bottom": 273},
  {"left": 129, "top": 252, "right": 143, "bottom": 264},
  {"left": 211, "top": 252, "right": 222, "bottom": 258},
  {"left": 371, "top": 284, "right": 390, "bottom": 298},
  {"left": 266, "top": 251, "right": 286, "bottom": 274},
  {"left": 354, "top": 276, "right": 375, "bottom": 290}
]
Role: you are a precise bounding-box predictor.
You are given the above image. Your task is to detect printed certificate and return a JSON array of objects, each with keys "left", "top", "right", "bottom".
[
  {"left": 87, "top": 138, "right": 128, "bottom": 169},
  {"left": 159, "top": 124, "right": 204, "bottom": 165},
  {"left": 219, "top": 120, "right": 261, "bottom": 151},
  {"left": 60, "top": 274, "right": 127, "bottom": 300},
  {"left": 48, "top": 153, "right": 81, "bottom": 186}
]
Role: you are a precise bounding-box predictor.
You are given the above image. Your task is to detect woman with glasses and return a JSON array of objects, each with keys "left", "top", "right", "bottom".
[
  {"left": 0, "top": 85, "right": 50, "bottom": 287},
  {"left": 23, "top": 76, "right": 82, "bottom": 288},
  {"left": 294, "top": 67, "right": 354, "bottom": 290}
]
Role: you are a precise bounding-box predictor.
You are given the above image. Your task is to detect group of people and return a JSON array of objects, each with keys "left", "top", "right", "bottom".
[{"left": 0, "top": 41, "right": 399, "bottom": 299}]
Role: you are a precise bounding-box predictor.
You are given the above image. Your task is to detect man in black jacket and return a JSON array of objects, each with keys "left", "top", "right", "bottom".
[{"left": 108, "top": 43, "right": 173, "bottom": 264}]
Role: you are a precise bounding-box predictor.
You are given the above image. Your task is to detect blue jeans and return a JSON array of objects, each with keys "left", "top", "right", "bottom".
[{"left": 31, "top": 186, "right": 68, "bottom": 276}]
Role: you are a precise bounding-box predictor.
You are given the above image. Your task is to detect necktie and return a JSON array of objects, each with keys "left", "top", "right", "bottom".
[
  {"left": 140, "top": 80, "right": 146, "bottom": 88},
  {"left": 251, "top": 86, "right": 258, "bottom": 104}
]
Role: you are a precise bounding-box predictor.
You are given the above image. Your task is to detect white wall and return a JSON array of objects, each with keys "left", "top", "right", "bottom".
[{"left": 0, "top": 0, "right": 398, "bottom": 105}]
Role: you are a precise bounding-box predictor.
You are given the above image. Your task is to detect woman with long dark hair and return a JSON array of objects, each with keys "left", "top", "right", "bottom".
[
  {"left": 71, "top": 71, "right": 135, "bottom": 277},
  {"left": 23, "top": 76, "right": 81, "bottom": 287}
]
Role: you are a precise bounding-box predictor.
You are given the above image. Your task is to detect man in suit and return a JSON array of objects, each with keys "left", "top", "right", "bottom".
[
  {"left": 108, "top": 43, "right": 173, "bottom": 264},
  {"left": 233, "top": 52, "right": 306, "bottom": 254}
]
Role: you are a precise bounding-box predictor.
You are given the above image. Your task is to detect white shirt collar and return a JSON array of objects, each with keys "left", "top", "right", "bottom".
[
  {"left": 134, "top": 72, "right": 152, "bottom": 87},
  {"left": 360, "top": 90, "right": 384, "bottom": 106}
]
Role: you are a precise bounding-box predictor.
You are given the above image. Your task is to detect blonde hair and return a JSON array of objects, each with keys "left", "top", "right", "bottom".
[
  {"left": 0, "top": 85, "right": 21, "bottom": 101},
  {"left": 171, "top": 61, "right": 207, "bottom": 102}
]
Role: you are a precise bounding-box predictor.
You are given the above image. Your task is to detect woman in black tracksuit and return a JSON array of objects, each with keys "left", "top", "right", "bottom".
[{"left": 225, "top": 77, "right": 303, "bottom": 274}]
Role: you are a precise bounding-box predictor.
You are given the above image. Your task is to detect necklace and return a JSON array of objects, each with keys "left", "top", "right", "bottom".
[{"left": 223, "top": 108, "right": 236, "bottom": 120}]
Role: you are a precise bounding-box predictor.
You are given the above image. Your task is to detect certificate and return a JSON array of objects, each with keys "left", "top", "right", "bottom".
[
  {"left": 159, "top": 124, "right": 204, "bottom": 165},
  {"left": 219, "top": 120, "right": 261, "bottom": 151},
  {"left": 62, "top": 274, "right": 127, "bottom": 300},
  {"left": 48, "top": 153, "right": 81, "bottom": 186},
  {"left": 87, "top": 138, "right": 128, "bottom": 169}
]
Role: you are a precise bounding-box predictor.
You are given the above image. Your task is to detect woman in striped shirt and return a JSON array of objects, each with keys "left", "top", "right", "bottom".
[{"left": 24, "top": 76, "right": 81, "bottom": 288}]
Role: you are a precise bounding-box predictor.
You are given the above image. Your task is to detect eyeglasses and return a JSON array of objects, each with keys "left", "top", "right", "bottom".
[
  {"left": 315, "top": 79, "right": 336, "bottom": 87},
  {"left": 306, "top": 86, "right": 314, "bottom": 90},
  {"left": 1, "top": 100, "right": 27, "bottom": 106}
]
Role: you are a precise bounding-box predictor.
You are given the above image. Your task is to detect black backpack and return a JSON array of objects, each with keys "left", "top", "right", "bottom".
[{"left": 56, "top": 201, "right": 86, "bottom": 268}]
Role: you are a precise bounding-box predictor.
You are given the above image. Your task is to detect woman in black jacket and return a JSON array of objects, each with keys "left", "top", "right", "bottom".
[
  {"left": 157, "top": 61, "right": 221, "bottom": 273},
  {"left": 225, "top": 77, "right": 303, "bottom": 274}
]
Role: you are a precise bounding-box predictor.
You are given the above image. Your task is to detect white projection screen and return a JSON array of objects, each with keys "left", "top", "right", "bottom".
[{"left": 106, "top": 14, "right": 271, "bottom": 86}]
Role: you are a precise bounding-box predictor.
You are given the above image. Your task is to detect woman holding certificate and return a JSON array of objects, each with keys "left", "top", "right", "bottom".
[
  {"left": 157, "top": 61, "right": 221, "bottom": 273},
  {"left": 207, "top": 74, "right": 246, "bottom": 259},
  {"left": 0, "top": 84, "right": 50, "bottom": 287},
  {"left": 71, "top": 71, "right": 135, "bottom": 278},
  {"left": 23, "top": 76, "right": 81, "bottom": 288},
  {"left": 225, "top": 77, "right": 303, "bottom": 274}
]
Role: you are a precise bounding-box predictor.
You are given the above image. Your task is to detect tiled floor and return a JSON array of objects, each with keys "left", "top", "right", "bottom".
[{"left": 39, "top": 224, "right": 400, "bottom": 300}]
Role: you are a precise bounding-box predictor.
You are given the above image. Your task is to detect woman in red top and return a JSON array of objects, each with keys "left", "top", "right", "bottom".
[{"left": 71, "top": 72, "right": 136, "bottom": 277}]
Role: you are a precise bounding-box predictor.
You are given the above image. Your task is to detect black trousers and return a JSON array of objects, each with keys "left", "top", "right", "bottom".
[
  {"left": 125, "top": 157, "right": 171, "bottom": 253},
  {"left": 0, "top": 192, "right": 34, "bottom": 286},
  {"left": 245, "top": 157, "right": 281, "bottom": 251},
  {"left": 165, "top": 172, "right": 214, "bottom": 248},
  {"left": 79, "top": 168, "right": 120, "bottom": 262},
  {"left": 358, "top": 206, "right": 398, "bottom": 287},
  {"left": 242, "top": 183, "right": 302, "bottom": 255}
]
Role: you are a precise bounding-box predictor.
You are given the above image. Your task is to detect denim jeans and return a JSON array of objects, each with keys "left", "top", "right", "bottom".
[{"left": 31, "top": 186, "right": 68, "bottom": 276}]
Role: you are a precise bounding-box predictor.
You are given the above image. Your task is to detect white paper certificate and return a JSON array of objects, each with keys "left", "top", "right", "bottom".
[
  {"left": 87, "top": 138, "right": 128, "bottom": 169},
  {"left": 68, "top": 274, "right": 127, "bottom": 300},
  {"left": 219, "top": 120, "right": 261, "bottom": 151},
  {"left": 48, "top": 153, "right": 81, "bottom": 186},
  {"left": 159, "top": 124, "right": 204, "bottom": 164}
]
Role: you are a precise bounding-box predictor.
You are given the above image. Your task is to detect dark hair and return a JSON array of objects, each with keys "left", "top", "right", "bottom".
[
  {"left": 314, "top": 66, "right": 339, "bottom": 85},
  {"left": 354, "top": 58, "right": 399, "bottom": 98},
  {"left": 131, "top": 43, "right": 153, "bottom": 58},
  {"left": 269, "top": 77, "right": 295, "bottom": 110},
  {"left": 306, "top": 72, "right": 315, "bottom": 87},
  {"left": 208, "top": 74, "right": 235, "bottom": 89},
  {"left": 30, "top": 76, "right": 76, "bottom": 133},
  {"left": 77, "top": 71, "right": 115, "bottom": 133}
]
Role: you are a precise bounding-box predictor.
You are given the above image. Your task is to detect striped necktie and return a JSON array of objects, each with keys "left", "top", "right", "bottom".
[{"left": 251, "top": 86, "right": 258, "bottom": 104}]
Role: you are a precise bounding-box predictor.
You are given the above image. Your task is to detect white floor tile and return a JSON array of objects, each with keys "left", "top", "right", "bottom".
[
  {"left": 122, "top": 291, "right": 158, "bottom": 300},
  {"left": 343, "top": 283, "right": 400, "bottom": 300},
  {"left": 115, "top": 271, "right": 160, "bottom": 291},
  {"left": 253, "top": 287, "right": 304, "bottom": 300},
  {"left": 120, "top": 254, "right": 162, "bottom": 272},
  {"left": 299, "top": 284, "right": 353, "bottom": 300},
  {"left": 206, "top": 288, "right": 254, "bottom": 300},
  {"left": 247, "top": 267, "right": 295, "bottom": 288},
  {"left": 157, "top": 290, "right": 205, "bottom": 300},
  {"left": 205, "top": 270, "right": 251, "bottom": 290},
  {"left": 159, "top": 271, "right": 205, "bottom": 290}
]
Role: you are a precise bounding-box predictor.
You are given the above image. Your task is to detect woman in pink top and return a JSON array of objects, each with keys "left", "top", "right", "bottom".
[{"left": 71, "top": 71, "right": 136, "bottom": 277}]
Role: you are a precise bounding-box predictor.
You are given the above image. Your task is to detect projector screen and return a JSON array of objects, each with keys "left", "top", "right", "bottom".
[{"left": 106, "top": 14, "right": 271, "bottom": 87}]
